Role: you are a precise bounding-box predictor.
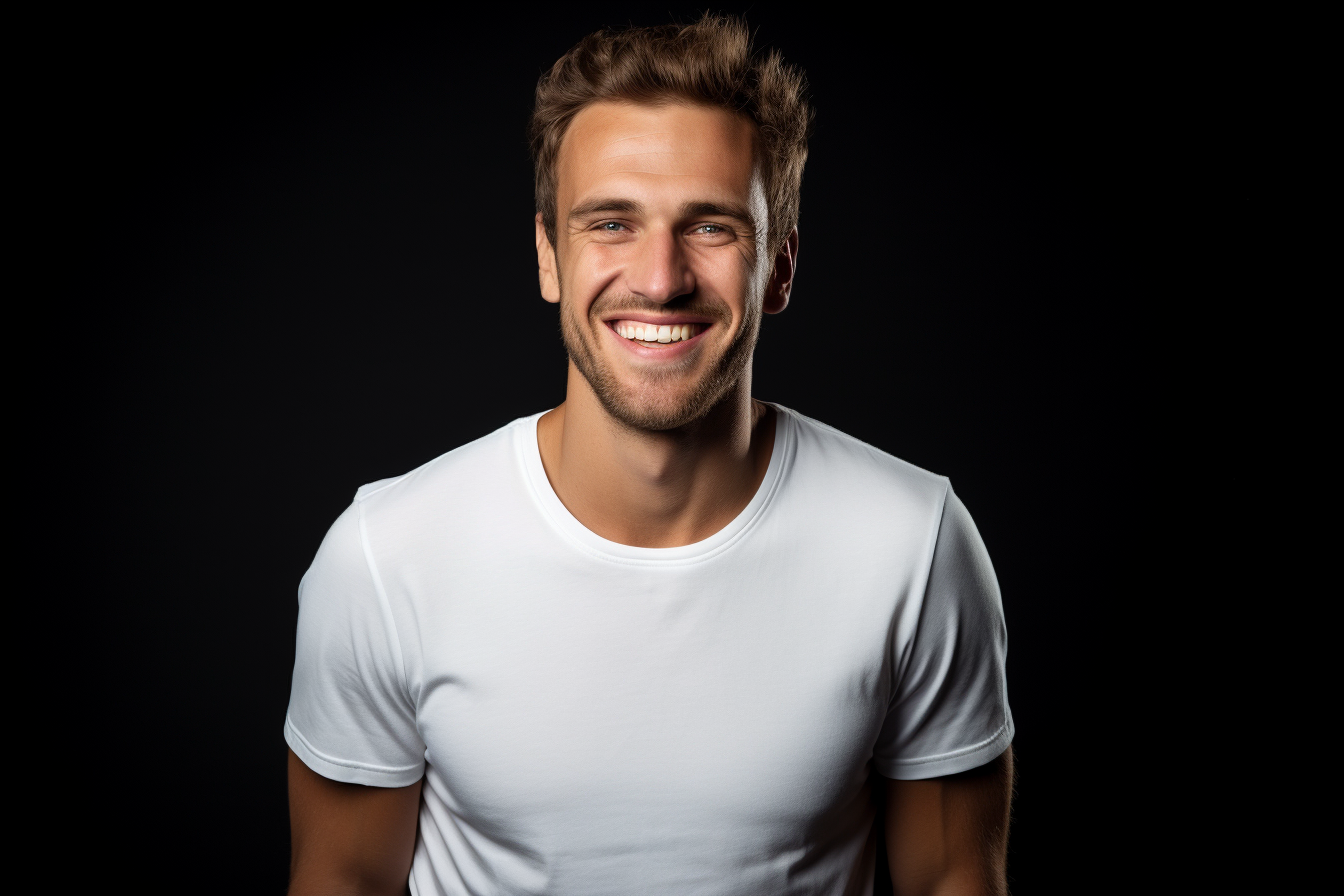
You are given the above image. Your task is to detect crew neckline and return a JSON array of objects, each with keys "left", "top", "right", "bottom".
[{"left": 516, "top": 404, "right": 795, "bottom": 565}]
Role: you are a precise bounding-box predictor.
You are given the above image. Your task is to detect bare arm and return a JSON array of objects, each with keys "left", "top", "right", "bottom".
[
  {"left": 884, "top": 747, "right": 1013, "bottom": 896},
  {"left": 287, "top": 748, "right": 423, "bottom": 896}
]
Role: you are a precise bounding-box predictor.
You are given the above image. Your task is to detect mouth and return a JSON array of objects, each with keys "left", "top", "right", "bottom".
[{"left": 607, "top": 319, "right": 709, "bottom": 346}]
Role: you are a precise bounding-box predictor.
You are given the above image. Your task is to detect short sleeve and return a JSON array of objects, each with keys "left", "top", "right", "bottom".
[
  {"left": 284, "top": 500, "right": 425, "bottom": 787},
  {"left": 873, "top": 487, "right": 1014, "bottom": 779}
]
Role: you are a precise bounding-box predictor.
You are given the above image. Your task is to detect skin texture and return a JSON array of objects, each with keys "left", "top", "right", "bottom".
[
  {"left": 534, "top": 100, "right": 796, "bottom": 547},
  {"left": 287, "top": 98, "right": 1012, "bottom": 894},
  {"left": 884, "top": 750, "right": 1014, "bottom": 896},
  {"left": 287, "top": 749, "right": 421, "bottom": 896}
]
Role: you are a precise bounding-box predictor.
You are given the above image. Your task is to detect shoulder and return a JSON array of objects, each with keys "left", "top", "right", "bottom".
[
  {"left": 331, "top": 414, "right": 546, "bottom": 568},
  {"left": 350, "top": 414, "right": 535, "bottom": 520},
  {"left": 776, "top": 405, "right": 951, "bottom": 521}
]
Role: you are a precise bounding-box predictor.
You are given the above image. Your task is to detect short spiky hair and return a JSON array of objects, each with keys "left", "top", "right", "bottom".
[{"left": 530, "top": 15, "right": 812, "bottom": 253}]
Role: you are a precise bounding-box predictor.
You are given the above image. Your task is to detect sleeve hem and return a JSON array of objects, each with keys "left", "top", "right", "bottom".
[
  {"left": 873, "top": 717, "right": 1014, "bottom": 781},
  {"left": 284, "top": 716, "right": 425, "bottom": 788}
]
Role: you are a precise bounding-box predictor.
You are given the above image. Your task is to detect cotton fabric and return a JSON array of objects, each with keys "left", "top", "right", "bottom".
[{"left": 285, "top": 406, "right": 1013, "bottom": 895}]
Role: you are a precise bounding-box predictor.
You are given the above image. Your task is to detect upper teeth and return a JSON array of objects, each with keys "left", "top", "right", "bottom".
[{"left": 615, "top": 321, "right": 702, "bottom": 343}]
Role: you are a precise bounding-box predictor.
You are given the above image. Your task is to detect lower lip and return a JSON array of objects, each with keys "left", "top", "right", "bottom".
[{"left": 605, "top": 322, "right": 708, "bottom": 358}]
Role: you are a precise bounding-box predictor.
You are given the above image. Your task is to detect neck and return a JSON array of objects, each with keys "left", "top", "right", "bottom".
[{"left": 536, "top": 361, "right": 776, "bottom": 548}]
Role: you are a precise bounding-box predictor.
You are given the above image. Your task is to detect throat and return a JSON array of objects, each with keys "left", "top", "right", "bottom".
[{"left": 540, "top": 395, "right": 776, "bottom": 549}]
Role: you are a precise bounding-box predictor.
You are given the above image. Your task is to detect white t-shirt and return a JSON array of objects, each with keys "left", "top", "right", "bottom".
[{"left": 285, "top": 406, "right": 1013, "bottom": 896}]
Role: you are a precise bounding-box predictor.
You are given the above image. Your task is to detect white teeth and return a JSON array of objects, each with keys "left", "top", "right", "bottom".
[{"left": 615, "top": 321, "right": 702, "bottom": 343}]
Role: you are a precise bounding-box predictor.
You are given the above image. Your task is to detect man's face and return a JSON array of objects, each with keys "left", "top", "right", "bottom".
[{"left": 538, "top": 100, "right": 782, "bottom": 431}]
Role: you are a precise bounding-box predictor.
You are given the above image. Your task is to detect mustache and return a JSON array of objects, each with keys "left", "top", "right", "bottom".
[{"left": 588, "top": 293, "right": 733, "bottom": 324}]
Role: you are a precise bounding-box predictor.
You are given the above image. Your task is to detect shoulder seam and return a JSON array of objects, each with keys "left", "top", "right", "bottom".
[
  {"left": 353, "top": 416, "right": 533, "bottom": 504},
  {"left": 779, "top": 405, "right": 948, "bottom": 482},
  {"left": 356, "top": 501, "right": 414, "bottom": 707},
  {"left": 354, "top": 476, "right": 404, "bottom": 503},
  {"left": 889, "top": 478, "right": 952, "bottom": 704}
]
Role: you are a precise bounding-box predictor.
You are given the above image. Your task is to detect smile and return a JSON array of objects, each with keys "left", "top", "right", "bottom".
[{"left": 609, "top": 320, "right": 707, "bottom": 344}]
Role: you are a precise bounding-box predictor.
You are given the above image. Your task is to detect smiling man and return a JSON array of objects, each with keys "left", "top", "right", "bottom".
[{"left": 285, "top": 17, "right": 1014, "bottom": 896}]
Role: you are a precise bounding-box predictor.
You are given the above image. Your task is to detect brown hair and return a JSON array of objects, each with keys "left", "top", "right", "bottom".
[{"left": 530, "top": 15, "right": 812, "bottom": 254}]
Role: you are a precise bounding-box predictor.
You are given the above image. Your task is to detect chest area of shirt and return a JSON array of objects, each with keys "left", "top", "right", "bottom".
[{"left": 405, "top": 566, "right": 902, "bottom": 835}]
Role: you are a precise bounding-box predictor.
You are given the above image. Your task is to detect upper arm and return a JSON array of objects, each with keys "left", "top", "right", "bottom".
[
  {"left": 288, "top": 748, "right": 422, "bottom": 896},
  {"left": 286, "top": 502, "right": 425, "bottom": 787},
  {"left": 883, "top": 747, "right": 1013, "bottom": 896},
  {"left": 874, "top": 488, "right": 1013, "bottom": 780},
  {"left": 285, "top": 502, "right": 426, "bottom": 893}
]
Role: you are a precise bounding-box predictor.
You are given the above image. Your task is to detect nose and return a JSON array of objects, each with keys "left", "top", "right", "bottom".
[{"left": 625, "top": 226, "right": 694, "bottom": 304}]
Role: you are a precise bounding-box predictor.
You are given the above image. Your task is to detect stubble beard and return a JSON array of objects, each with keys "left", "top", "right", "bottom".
[{"left": 560, "top": 287, "right": 761, "bottom": 433}]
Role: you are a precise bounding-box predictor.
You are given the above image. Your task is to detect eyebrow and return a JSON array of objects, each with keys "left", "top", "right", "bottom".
[
  {"left": 678, "top": 201, "right": 755, "bottom": 228},
  {"left": 567, "top": 198, "right": 757, "bottom": 229},
  {"left": 568, "top": 198, "right": 643, "bottom": 221}
]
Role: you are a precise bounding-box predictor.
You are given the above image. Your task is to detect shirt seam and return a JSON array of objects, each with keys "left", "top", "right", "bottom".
[
  {"left": 887, "top": 479, "right": 952, "bottom": 705},
  {"left": 285, "top": 715, "right": 423, "bottom": 776},
  {"left": 880, "top": 718, "right": 1013, "bottom": 767},
  {"left": 518, "top": 407, "right": 795, "bottom": 568},
  {"left": 780, "top": 406, "right": 946, "bottom": 481},
  {"left": 357, "top": 501, "right": 414, "bottom": 707},
  {"left": 354, "top": 417, "right": 529, "bottom": 505}
]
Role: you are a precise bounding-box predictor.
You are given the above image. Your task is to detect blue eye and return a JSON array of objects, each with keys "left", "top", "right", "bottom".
[{"left": 600, "top": 222, "right": 624, "bottom": 231}]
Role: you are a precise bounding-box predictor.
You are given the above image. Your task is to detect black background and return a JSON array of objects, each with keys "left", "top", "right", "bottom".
[{"left": 62, "top": 5, "right": 1196, "bottom": 892}]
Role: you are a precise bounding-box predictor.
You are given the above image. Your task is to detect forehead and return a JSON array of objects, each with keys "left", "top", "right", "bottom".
[{"left": 556, "top": 100, "right": 758, "bottom": 207}]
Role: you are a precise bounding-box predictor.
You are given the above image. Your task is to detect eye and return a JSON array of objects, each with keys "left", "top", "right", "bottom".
[
  {"left": 696, "top": 224, "right": 724, "bottom": 234},
  {"left": 597, "top": 221, "right": 626, "bottom": 232}
]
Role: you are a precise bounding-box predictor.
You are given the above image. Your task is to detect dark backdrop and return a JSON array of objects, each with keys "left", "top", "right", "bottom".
[{"left": 68, "top": 6, "right": 1174, "bottom": 892}]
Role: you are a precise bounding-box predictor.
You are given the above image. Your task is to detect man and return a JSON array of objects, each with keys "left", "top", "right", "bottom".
[{"left": 285, "top": 16, "right": 1013, "bottom": 896}]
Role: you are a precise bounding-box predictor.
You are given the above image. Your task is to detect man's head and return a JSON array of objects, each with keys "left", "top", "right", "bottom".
[{"left": 530, "top": 16, "right": 811, "bottom": 431}]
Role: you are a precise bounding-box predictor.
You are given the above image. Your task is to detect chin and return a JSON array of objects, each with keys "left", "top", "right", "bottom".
[
  {"left": 562, "top": 304, "right": 755, "bottom": 432},
  {"left": 593, "top": 376, "right": 724, "bottom": 432}
]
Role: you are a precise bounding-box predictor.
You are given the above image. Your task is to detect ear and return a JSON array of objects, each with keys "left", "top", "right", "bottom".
[
  {"left": 536, "top": 213, "right": 560, "bottom": 304},
  {"left": 763, "top": 227, "right": 799, "bottom": 314}
]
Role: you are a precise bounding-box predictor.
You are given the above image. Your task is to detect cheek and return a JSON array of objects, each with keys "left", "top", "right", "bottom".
[
  {"left": 565, "top": 243, "right": 625, "bottom": 302},
  {"left": 693, "top": 249, "right": 761, "bottom": 315}
]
